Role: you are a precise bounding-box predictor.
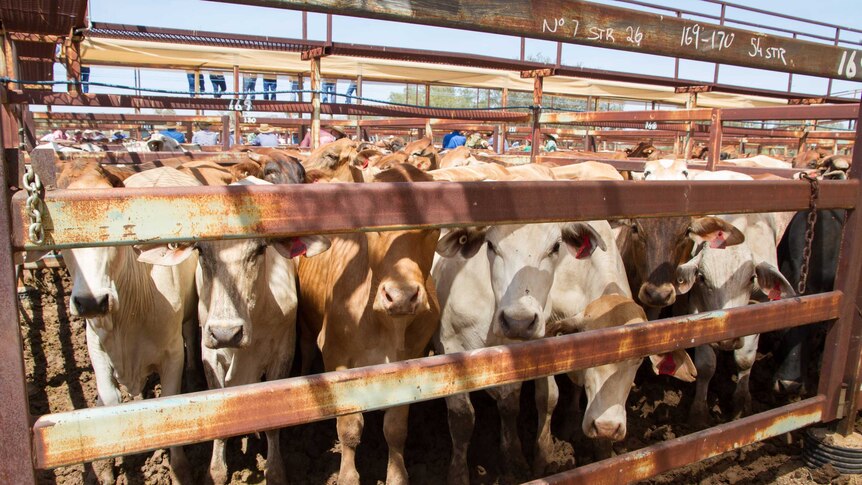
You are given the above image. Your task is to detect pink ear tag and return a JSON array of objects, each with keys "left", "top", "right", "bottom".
[
  {"left": 768, "top": 283, "right": 782, "bottom": 301},
  {"left": 289, "top": 239, "right": 308, "bottom": 258},
  {"left": 657, "top": 353, "right": 678, "bottom": 376},
  {"left": 709, "top": 230, "right": 726, "bottom": 249},
  {"left": 362, "top": 159, "right": 369, "bottom": 169},
  {"left": 575, "top": 237, "right": 592, "bottom": 259}
]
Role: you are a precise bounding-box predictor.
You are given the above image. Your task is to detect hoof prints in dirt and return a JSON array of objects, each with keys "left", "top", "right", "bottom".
[{"left": 18, "top": 268, "right": 862, "bottom": 484}]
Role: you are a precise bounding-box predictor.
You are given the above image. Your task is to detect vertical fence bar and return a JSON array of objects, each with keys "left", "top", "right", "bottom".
[
  {"left": 310, "top": 56, "right": 321, "bottom": 150},
  {"left": 706, "top": 108, "right": 722, "bottom": 171},
  {"left": 221, "top": 114, "right": 230, "bottom": 150},
  {"left": 530, "top": 75, "right": 543, "bottom": 163},
  {"left": 500, "top": 87, "right": 508, "bottom": 153},
  {"left": 819, "top": 97, "right": 862, "bottom": 424},
  {"left": 0, "top": 115, "right": 36, "bottom": 483}
]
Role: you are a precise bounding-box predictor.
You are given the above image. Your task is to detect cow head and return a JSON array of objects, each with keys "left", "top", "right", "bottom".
[
  {"left": 629, "top": 216, "right": 744, "bottom": 309},
  {"left": 438, "top": 222, "right": 606, "bottom": 341},
  {"left": 146, "top": 133, "right": 183, "bottom": 152},
  {"left": 247, "top": 151, "right": 306, "bottom": 184},
  {"left": 643, "top": 159, "right": 689, "bottom": 180},
  {"left": 402, "top": 137, "right": 439, "bottom": 171},
  {"left": 303, "top": 138, "right": 360, "bottom": 182}
]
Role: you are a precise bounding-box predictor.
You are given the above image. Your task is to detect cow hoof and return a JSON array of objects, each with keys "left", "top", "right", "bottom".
[{"left": 169, "top": 454, "right": 193, "bottom": 484}]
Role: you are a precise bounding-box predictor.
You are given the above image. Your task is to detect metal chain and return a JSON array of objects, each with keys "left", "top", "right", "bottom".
[
  {"left": 22, "top": 165, "right": 45, "bottom": 245},
  {"left": 797, "top": 173, "right": 819, "bottom": 295}
]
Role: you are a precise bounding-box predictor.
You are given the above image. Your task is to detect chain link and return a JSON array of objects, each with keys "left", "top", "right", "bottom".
[
  {"left": 22, "top": 165, "right": 45, "bottom": 245},
  {"left": 797, "top": 173, "right": 819, "bottom": 295}
]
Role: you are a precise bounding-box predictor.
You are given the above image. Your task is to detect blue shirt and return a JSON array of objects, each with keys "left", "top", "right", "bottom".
[
  {"left": 444, "top": 134, "right": 466, "bottom": 149},
  {"left": 160, "top": 129, "right": 186, "bottom": 143},
  {"left": 442, "top": 131, "right": 460, "bottom": 148},
  {"left": 192, "top": 130, "right": 220, "bottom": 146},
  {"left": 252, "top": 132, "right": 279, "bottom": 147}
]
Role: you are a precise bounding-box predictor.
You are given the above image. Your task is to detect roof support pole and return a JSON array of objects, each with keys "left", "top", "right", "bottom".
[
  {"left": 232, "top": 65, "right": 241, "bottom": 146},
  {"left": 684, "top": 91, "right": 697, "bottom": 159},
  {"left": 705, "top": 108, "right": 722, "bottom": 171},
  {"left": 500, "top": 87, "right": 508, "bottom": 154},
  {"left": 310, "top": 55, "right": 321, "bottom": 149},
  {"left": 355, "top": 75, "right": 363, "bottom": 140},
  {"left": 221, "top": 114, "right": 231, "bottom": 150},
  {"left": 531, "top": 75, "right": 543, "bottom": 163},
  {"left": 64, "top": 37, "right": 82, "bottom": 94}
]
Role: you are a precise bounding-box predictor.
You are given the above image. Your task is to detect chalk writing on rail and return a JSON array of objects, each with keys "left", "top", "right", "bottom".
[
  {"left": 680, "top": 24, "right": 734, "bottom": 52},
  {"left": 748, "top": 38, "right": 787, "bottom": 66}
]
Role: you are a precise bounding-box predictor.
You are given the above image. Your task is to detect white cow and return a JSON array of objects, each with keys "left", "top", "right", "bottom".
[
  {"left": 62, "top": 166, "right": 199, "bottom": 484},
  {"left": 675, "top": 211, "right": 795, "bottom": 425},
  {"left": 145, "top": 176, "right": 330, "bottom": 485},
  {"left": 124, "top": 133, "right": 187, "bottom": 153}
]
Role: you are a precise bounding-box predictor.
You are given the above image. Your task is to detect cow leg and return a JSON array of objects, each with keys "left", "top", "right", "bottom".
[
  {"left": 444, "top": 393, "right": 475, "bottom": 485},
  {"left": 336, "top": 413, "right": 364, "bottom": 485},
  {"left": 773, "top": 326, "right": 806, "bottom": 395},
  {"left": 689, "top": 344, "right": 716, "bottom": 427},
  {"left": 487, "top": 383, "right": 529, "bottom": 476},
  {"left": 533, "top": 376, "right": 559, "bottom": 476},
  {"left": 86, "top": 326, "right": 120, "bottom": 485},
  {"left": 159, "top": 351, "right": 192, "bottom": 485},
  {"left": 383, "top": 405, "right": 410, "bottom": 485},
  {"left": 203, "top": 360, "right": 229, "bottom": 485},
  {"left": 732, "top": 335, "right": 758, "bottom": 419}
]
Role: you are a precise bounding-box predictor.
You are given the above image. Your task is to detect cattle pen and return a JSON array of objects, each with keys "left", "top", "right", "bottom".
[{"left": 2, "top": 0, "right": 862, "bottom": 484}]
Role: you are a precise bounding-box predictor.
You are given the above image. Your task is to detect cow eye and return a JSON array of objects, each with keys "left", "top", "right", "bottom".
[
  {"left": 643, "top": 171, "right": 652, "bottom": 178},
  {"left": 682, "top": 170, "right": 689, "bottom": 178},
  {"left": 696, "top": 271, "right": 705, "bottom": 283},
  {"left": 549, "top": 241, "right": 561, "bottom": 255},
  {"left": 631, "top": 224, "right": 639, "bottom": 235},
  {"left": 487, "top": 241, "right": 497, "bottom": 254}
]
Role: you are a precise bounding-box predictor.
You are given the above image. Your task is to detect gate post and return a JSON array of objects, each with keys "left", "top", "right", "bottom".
[{"left": 819, "top": 97, "right": 862, "bottom": 429}]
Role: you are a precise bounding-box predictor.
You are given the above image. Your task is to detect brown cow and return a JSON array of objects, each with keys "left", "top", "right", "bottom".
[
  {"left": 297, "top": 164, "right": 440, "bottom": 484},
  {"left": 303, "top": 138, "right": 361, "bottom": 182}
]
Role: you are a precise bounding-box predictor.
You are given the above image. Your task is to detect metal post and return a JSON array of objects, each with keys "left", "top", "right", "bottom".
[
  {"left": 302, "top": 11, "right": 308, "bottom": 40},
  {"left": 827, "top": 28, "right": 840, "bottom": 96},
  {"left": 310, "top": 56, "right": 321, "bottom": 149},
  {"left": 493, "top": 125, "right": 501, "bottom": 154},
  {"left": 684, "top": 92, "right": 697, "bottom": 159},
  {"left": 530, "top": 76, "right": 543, "bottom": 163},
  {"left": 706, "top": 109, "right": 722, "bottom": 171},
  {"left": 500, "top": 87, "right": 508, "bottom": 153},
  {"left": 356, "top": 75, "right": 363, "bottom": 140},
  {"left": 829, "top": 97, "right": 862, "bottom": 432},
  {"left": 788, "top": 33, "right": 797, "bottom": 93},
  {"left": 232, "top": 65, "right": 241, "bottom": 146},
  {"left": 326, "top": 14, "right": 333, "bottom": 45},
  {"left": 425, "top": 83, "right": 431, "bottom": 107},
  {"left": 0, "top": 110, "right": 37, "bottom": 484},
  {"left": 64, "top": 40, "right": 81, "bottom": 95},
  {"left": 520, "top": 37, "right": 525, "bottom": 61},
  {"left": 194, "top": 68, "right": 201, "bottom": 116},
  {"left": 221, "top": 115, "right": 230, "bottom": 150}
]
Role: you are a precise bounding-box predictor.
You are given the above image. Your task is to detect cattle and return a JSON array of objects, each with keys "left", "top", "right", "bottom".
[
  {"left": 543, "top": 161, "right": 624, "bottom": 181},
  {"left": 720, "top": 154, "right": 791, "bottom": 169},
  {"left": 625, "top": 141, "right": 658, "bottom": 159},
  {"left": 146, "top": 173, "right": 329, "bottom": 485},
  {"left": 675, "top": 213, "right": 795, "bottom": 425},
  {"left": 303, "top": 138, "right": 361, "bottom": 182},
  {"left": 58, "top": 165, "right": 199, "bottom": 484},
  {"left": 642, "top": 159, "right": 689, "bottom": 180},
  {"left": 774, "top": 209, "right": 844, "bottom": 394},
  {"left": 439, "top": 145, "right": 479, "bottom": 168},
  {"left": 123, "top": 133, "right": 187, "bottom": 153},
  {"left": 297, "top": 164, "right": 441, "bottom": 484}
]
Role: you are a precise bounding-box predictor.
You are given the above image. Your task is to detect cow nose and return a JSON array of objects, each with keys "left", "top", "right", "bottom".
[
  {"left": 72, "top": 294, "right": 110, "bottom": 317},
  {"left": 208, "top": 324, "right": 244, "bottom": 348},
  {"left": 639, "top": 283, "right": 676, "bottom": 308},
  {"left": 590, "top": 418, "right": 625, "bottom": 441},
  {"left": 499, "top": 311, "right": 538, "bottom": 340},
  {"left": 379, "top": 282, "right": 424, "bottom": 315}
]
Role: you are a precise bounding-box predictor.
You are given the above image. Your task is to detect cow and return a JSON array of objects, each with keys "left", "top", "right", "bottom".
[
  {"left": 642, "top": 159, "right": 690, "bottom": 180},
  {"left": 303, "top": 138, "right": 361, "bottom": 182},
  {"left": 144, "top": 173, "right": 330, "bottom": 485},
  {"left": 58, "top": 165, "right": 199, "bottom": 484},
  {"left": 123, "top": 133, "right": 187, "bottom": 153},
  {"left": 439, "top": 146, "right": 479, "bottom": 168},
  {"left": 675, "top": 213, "right": 795, "bottom": 425},
  {"left": 297, "top": 164, "right": 441, "bottom": 485}
]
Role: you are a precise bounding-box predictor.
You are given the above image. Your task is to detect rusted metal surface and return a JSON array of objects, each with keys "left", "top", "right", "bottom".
[
  {"left": 521, "top": 68, "right": 555, "bottom": 78},
  {"left": 536, "top": 155, "right": 806, "bottom": 177},
  {"left": 0, "top": 0, "right": 87, "bottom": 35},
  {"left": 529, "top": 396, "right": 826, "bottom": 485},
  {"left": 21, "top": 253, "right": 63, "bottom": 269},
  {"left": 0, "top": 127, "right": 36, "bottom": 484},
  {"left": 30, "top": 148, "right": 57, "bottom": 190},
  {"left": 675, "top": 85, "right": 713, "bottom": 93},
  {"left": 207, "top": 0, "right": 862, "bottom": 80},
  {"left": 31, "top": 293, "right": 840, "bottom": 469},
  {"left": 543, "top": 109, "right": 714, "bottom": 124},
  {"left": 9, "top": 180, "right": 858, "bottom": 250},
  {"left": 830, "top": 101, "right": 862, "bottom": 432},
  {"left": 51, "top": 151, "right": 245, "bottom": 165},
  {"left": 721, "top": 104, "right": 861, "bottom": 121},
  {"left": 706, "top": 109, "right": 722, "bottom": 171}
]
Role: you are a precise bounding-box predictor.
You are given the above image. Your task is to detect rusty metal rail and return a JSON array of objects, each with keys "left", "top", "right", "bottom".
[
  {"left": 10, "top": 180, "right": 858, "bottom": 251},
  {"left": 31, "top": 292, "right": 840, "bottom": 469}
]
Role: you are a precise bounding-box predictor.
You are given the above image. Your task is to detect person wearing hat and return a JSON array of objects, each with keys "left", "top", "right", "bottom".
[
  {"left": 251, "top": 123, "right": 279, "bottom": 147},
  {"left": 160, "top": 121, "right": 186, "bottom": 143},
  {"left": 111, "top": 130, "right": 127, "bottom": 142},
  {"left": 299, "top": 125, "right": 346, "bottom": 148},
  {"left": 192, "top": 122, "right": 219, "bottom": 146},
  {"left": 543, "top": 133, "right": 558, "bottom": 152}
]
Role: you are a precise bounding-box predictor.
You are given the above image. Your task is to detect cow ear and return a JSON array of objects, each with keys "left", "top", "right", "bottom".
[
  {"left": 649, "top": 350, "right": 697, "bottom": 382},
  {"left": 436, "top": 227, "right": 488, "bottom": 258},
  {"left": 689, "top": 216, "right": 744, "bottom": 249},
  {"left": 755, "top": 262, "right": 796, "bottom": 300},
  {"left": 561, "top": 222, "right": 607, "bottom": 259},
  {"left": 272, "top": 235, "right": 332, "bottom": 259},
  {"left": 135, "top": 243, "right": 196, "bottom": 266},
  {"left": 675, "top": 257, "right": 700, "bottom": 295}
]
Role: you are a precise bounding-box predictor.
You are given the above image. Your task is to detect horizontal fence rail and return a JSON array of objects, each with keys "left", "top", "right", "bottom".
[
  {"left": 31, "top": 292, "right": 841, "bottom": 469},
  {"left": 542, "top": 104, "right": 862, "bottom": 124},
  {"left": 530, "top": 396, "right": 827, "bottom": 485},
  {"left": 11, "top": 180, "right": 859, "bottom": 250}
]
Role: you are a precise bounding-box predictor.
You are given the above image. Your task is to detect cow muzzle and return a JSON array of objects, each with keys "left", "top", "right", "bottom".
[
  {"left": 714, "top": 338, "right": 743, "bottom": 351},
  {"left": 205, "top": 321, "right": 247, "bottom": 349},
  {"left": 587, "top": 415, "right": 626, "bottom": 442},
  {"left": 497, "top": 309, "right": 540, "bottom": 340},
  {"left": 71, "top": 292, "right": 112, "bottom": 318},
  {"left": 638, "top": 283, "right": 676, "bottom": 308},
  {"left": 376, "top": 281, "right": 426, "bottom": 316}
]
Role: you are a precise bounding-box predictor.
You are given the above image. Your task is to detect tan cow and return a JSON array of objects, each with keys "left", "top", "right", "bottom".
[{"left": 297, "top": 164, "right": 441, "bottom": 485}]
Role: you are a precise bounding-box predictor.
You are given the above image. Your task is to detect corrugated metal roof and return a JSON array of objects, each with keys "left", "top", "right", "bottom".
[{"left": 0, "top": 0, "right": 86, "bottom": 34}]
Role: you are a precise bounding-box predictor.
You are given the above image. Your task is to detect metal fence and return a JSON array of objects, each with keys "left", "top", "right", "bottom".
[{"left": 2, "top": 1, "right": 862, "bottom": 483}]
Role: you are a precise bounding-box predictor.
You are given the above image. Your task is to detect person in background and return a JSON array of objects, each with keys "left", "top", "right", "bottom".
[
  {"left": 263, "top": 75, "right": 277, "bottom": 101},
  {"left": 444, "top": 130, "right": 466, "bottom": 149},
  {"left": 242, "top": 73, "right": 258, "bottom": 100},
  {"left": 192, "top": 122, "right": 219, "bottom": 146},
  {"left": 52, "top": 129, "right": 67, "bottom": 141},
  {"left": 160, "top": 122, "right": 186, "bottom": 143},
  {"left": 209, "top": 71, "right": 227, "bottom": 98},
  {"left": 322, "top": 79, "right": 336, "bottom": 103},
  {"left": 80, "top": 66, "right": 91, "bottom": 93},
  {"left": 543, "top": 133, "right": 558, "bottom": 152},
  {"left": 442, "top": 130, "right": 461, "bottom": 148},
  {"left": 465, "top": 132, "right": 488, "bottom": 149},
  {"left": 290, "top": 78, "right": 301, "bottom": 102},
  {"left": 111, "top": 130, "right": 126, "bottom": 142},
  {"left": 345, "top": 80, "right": 358, "bottom": 104},
  {"left": 186, "top": 70, "right": 205, "bottom": 96},
  {"left": 251, "top": 124, "right": 279, "bottom": 147},
  {"left": 299, "top": 125, "right": 346, "bottom": 148},
  {"left": 92, "top": 131, "right": 108, "bottom": 142}
]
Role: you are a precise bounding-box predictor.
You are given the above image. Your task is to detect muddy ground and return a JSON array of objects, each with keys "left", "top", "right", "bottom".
[{"left": 18, "top": 267, "right": 862, "bottom": 484}]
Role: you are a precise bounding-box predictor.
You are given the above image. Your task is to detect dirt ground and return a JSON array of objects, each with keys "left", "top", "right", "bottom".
[{"left": 18, "top": 267, "right": 862, "bottom": 484}]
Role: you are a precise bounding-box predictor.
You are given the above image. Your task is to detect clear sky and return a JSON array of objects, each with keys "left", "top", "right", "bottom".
[{"left": 50, "top": 0, "right": 862, "bottom": 114}]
